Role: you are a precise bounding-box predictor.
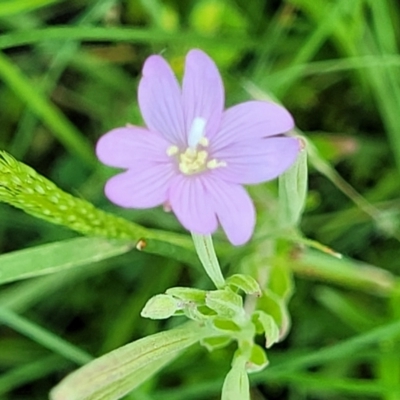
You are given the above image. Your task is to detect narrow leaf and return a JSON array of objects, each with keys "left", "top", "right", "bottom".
[
  {"left": 191, "top": 233, "right": 225, "bottom": 289},
  {"left": 0, "top": 237, "right": 134, "bottom": 285},
  {"left": 50, "top": 324, "right": 208, "bottom": 400}
]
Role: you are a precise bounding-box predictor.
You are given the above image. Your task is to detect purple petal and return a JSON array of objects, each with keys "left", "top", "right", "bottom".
[
  {"left": 169, "top": 176, "right": 218, "bottom": 234},
  {"left": 104, "top": 163, "right": 176, "bottom": 208},
  {"left": 204, "top": 178, "right": 255, "bottom": 245},
  {"left": 138, "top": 55, "right": 185, "bottom": 145},
  {"left": 182, "top": 49, "right": 224, "bottom": 142},
  {"left": 212, "top": 137, "right": 300, "bottom": 184},
  {"left": 212, "top": 101, "right": 294, "bottom": 149},
  {"left": 96, "top": 127, "right": 170, "bottom": 168}
]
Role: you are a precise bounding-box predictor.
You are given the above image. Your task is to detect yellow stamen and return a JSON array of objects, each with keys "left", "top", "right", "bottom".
[
  {"left": 207, "top": 159, "right": 227, "bottom": 169},
  {"left": 199, "top": 137, "right": 209, "bottom": 147},
  {"left": 166, "top": 123, "right": 227, "bottom": 175},
  {"left": 179, "top": 149, "right": 209, "bottom": 175},
  {"left": 167, "top": 145, "right": 179, "bottom": 156}
]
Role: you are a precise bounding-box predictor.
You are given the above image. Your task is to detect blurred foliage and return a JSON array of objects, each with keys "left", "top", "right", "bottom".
[{"left": 1, "top": 0, "right": 400, "bottom": 399}]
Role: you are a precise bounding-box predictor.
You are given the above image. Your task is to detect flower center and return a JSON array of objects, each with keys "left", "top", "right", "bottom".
[{"left": 166, "top": 117, "right": 227, "bottom": 176}]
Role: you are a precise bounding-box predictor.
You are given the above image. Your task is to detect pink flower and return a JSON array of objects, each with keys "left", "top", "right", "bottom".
[{"left": 96, "top": 49, "right": 300, "bottom": 245}]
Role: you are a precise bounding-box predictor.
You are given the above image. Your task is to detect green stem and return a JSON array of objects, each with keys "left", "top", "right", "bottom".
[{"left": 191, "top": 233, "right": 225, "bottom": 289}]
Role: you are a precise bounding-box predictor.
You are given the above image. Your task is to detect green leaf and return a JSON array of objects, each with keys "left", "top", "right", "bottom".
[
  {"left": 191, "top": 233, "right": 225, "bottom": 289},
  {"left": 50, "top": 324, "right": 208, "bottom": 400},
  {"left": 0, "top": 237, "right": 134, "bottom": 285},
  {"left": 221, "top": 358, "right": 250, "bottom": 400},
  {"left": 141, "top": 294, "right": 179, "bottom": 320},
  {"left": 200, "top": 336, "right": 232, "bottom": 352},
  {"left": 246, "top": 343, "right": 269, "bottom": 373},
  {"left": 268, "top": 261, "right": 294, "bottom": 301},
  {"left": 279, "top": 142, "right": 308, "bottom": 228},
  {"left": 252, "top": 311, "right": 280, "bottom": 348},
  {"left": 166, "top": 287, "right": 207, "bottom": 303},
  {"left": 256, "top": 290, "right": 291, "bottom": 340},
  {"left": 205, "top": 289, "right": 244, "bottom": 320},
  {"left": 212, "top": 317, "right": 241, "bottom": 332},
  {"left": 225, "top": 274, "right": 262, "bottom": 296}
]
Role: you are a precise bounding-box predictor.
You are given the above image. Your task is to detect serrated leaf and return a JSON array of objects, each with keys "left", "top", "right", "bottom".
[
  {"left": 225, "top": 274, "right": 262, "bottom": 296},
  {"left": 50, "top": 324, "right": 207, "bottom": 400}
]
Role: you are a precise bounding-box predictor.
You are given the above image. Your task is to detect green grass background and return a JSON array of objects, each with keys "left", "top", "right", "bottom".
[{"left": 1, "top": 0, "right": 400, "bottom": 399}]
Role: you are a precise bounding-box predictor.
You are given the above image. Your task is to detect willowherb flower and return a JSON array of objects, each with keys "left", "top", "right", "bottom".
[{"left": 96, "top": 49, "right": 300, "bottom": 245}]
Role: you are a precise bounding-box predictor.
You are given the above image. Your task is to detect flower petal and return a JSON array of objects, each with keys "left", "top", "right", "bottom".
[
  {"left": 212, "top": 137, "right": 300, "bottom": 184},
  {"left": 96, "top": 127, "right": 170, "bottom": 168},
  {"left": 182, "top": 49, "right": 224, "bottom": 142},
  {"left": 138, "top": 55, "right": 185, "bottom": 145},
  {"left": 204, "top": 178, "right": 255, "bottom": 245},
  {"left": 169, "top": 176, "right": 218, "bottom": 234},
  {"left": 213, "top": 101, "right": 294, "bottom": 149},
  {"left": 104, "top": 163, "right": 176, "bottom": 208}
]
